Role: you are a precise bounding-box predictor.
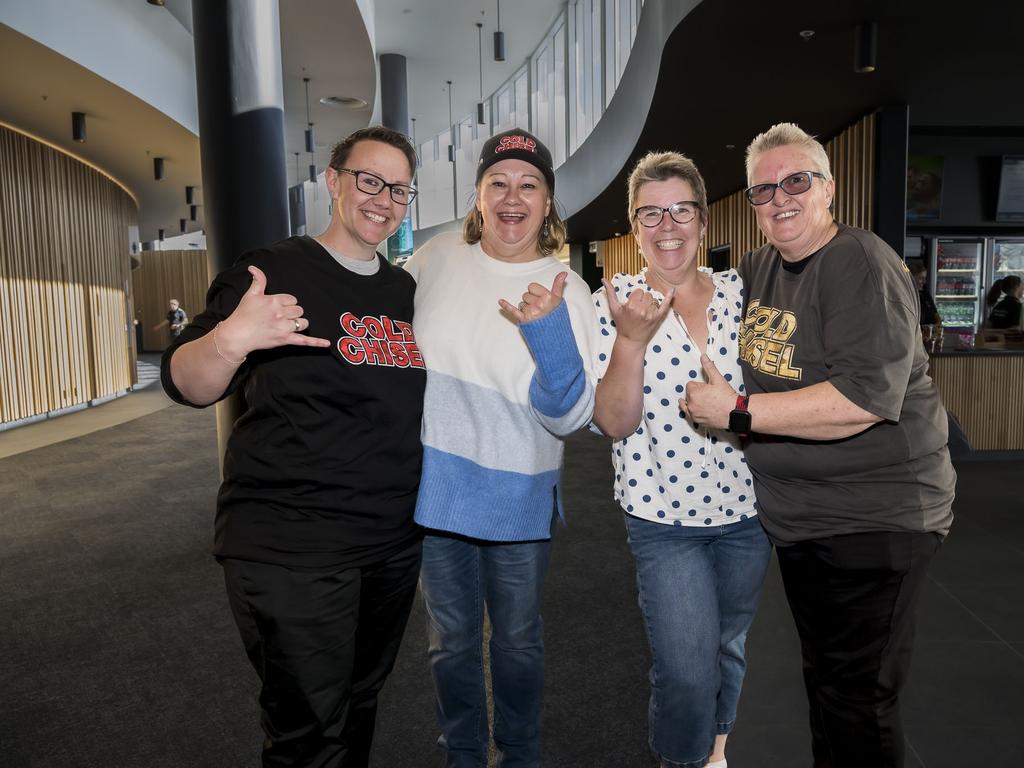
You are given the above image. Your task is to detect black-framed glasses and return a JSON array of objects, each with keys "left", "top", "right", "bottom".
[
  {"left": 632, "top": 200, "right": 701, "bottom": 228},
  {"left": 745, "top": 170, "right": 826, "bottom": 206},
  {"left": 336, "top": 168, "right": 417, "bottom": 204}
]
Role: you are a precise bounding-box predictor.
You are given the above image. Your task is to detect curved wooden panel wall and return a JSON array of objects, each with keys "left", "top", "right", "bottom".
[
  {"left": 0, "top": 124, "right": 137, "bottom": 425},
  {"left": 928, "top": 353, "right": 1024, "bottom": 450},
  {"left": 131, "top": 249, "right": 210, "bottom": 352},
  {"left": 601, "top": 112, "right": 877, "bottom": 277}
]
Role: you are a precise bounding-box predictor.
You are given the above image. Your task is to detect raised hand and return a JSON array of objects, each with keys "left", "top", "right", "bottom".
[
  {"left": 680, "top": 353, "right": 738, "bottom": 429},
  {"left": 602, "top": 278, "right": 675, "bottom": 347},
  {"left": 498, "top": 272, "right": 569, "bottom": 325},
  {"left": 215, "top": 266, "right": 332, "bottom": 360}
]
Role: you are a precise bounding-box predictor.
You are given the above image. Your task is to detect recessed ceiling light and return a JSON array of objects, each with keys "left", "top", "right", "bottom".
[
  {"left": 319, "top": 96, "right": 368, "bottom": 109},
  {"left": 147, "top": 0, "right": 166, "bottom": 6},
  {"left": 799, "top": 29, "right": 815, "bottom": 40},
  {"left": 725, "top": 144, "right": 735, "bottom": 150}
]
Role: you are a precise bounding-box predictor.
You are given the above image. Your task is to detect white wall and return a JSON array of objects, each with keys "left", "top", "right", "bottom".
[{"left": 0, "top": 0, "right": 199, "bottom": 134}]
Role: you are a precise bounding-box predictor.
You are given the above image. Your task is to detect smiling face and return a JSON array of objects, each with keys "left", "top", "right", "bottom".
[
  {"left": 326, "top": 140, "right": 412, "bottom": 260},
  {"left": 749, "top": 144, "right": 836, "bottom": 261},
  {"left": 632, "top": 177, "right": 706, "bottom": 287},
  {"left": 476, "top": 158, "right": 551, "bottom": 263}
]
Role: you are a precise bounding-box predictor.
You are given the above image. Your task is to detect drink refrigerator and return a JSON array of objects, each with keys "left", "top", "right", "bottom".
[
  {"left": 929, "top": 237, "right": 986, "bottom": 334},
  {"left": 924, "top": 236, "right": 1024, "bottom": 345}
]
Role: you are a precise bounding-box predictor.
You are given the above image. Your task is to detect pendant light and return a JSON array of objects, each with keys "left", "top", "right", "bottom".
[
  {"left": 446, "top": 81, "right": 455, "bottom": 163},
  {"left": 304, "top": 77, "right": 317, "bottom": 181},
  {"left": 493, "top": 0, "right": 505, "bottom": 62},
  {"left": 476, "top": 23, "right": 486, "bottom": 125},
  {"left": 72, "top": 112, "right": 86, "bottom": 142}
]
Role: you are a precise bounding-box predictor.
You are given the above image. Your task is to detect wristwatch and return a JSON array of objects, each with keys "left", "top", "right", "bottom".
[{"left": 728, "top": 395, "right": 751, "bottom": 436}]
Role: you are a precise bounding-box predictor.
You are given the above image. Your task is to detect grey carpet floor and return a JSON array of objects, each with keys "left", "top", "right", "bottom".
[{"left": 1, "top": 402, "right": 1022, "bottom": 767}]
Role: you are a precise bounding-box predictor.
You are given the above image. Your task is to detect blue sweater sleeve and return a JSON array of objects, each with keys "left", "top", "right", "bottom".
[{"left": 519, "top": 301, "right": 593, "bottom": 433}]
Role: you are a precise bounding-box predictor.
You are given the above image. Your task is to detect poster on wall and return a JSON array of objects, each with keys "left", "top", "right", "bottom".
[
  {"left": 996, "top": 155, "right": 1024, "bottom": 223},
  {"left": 906, "top": 154, "right": 944, "bottom": 222}
]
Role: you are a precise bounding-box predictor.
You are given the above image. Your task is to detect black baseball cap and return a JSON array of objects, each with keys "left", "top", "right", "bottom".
[{"left": 475, "top": 129, "right": 555, "bottom": 193}]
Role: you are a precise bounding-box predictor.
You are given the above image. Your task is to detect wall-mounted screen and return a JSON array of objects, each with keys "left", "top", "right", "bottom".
[
  {"left": 906, "top": 154, "right": 944, "bottom": 222},
  {"left": 995, "top": 155, "right": 1024, "bottom": 223}
]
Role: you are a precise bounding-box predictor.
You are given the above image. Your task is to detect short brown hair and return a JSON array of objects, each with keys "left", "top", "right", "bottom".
[
  {"left": 627, "top": 151, "right": 709, "bottom": 230},
  {"left": 328, "top": 126, "right": 418, "bottom": 178}
]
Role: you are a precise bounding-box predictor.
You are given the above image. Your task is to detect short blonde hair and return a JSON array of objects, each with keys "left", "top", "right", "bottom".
[
  {"left": 627, "top": 151, "right": 708, "bottom": 230},
  {"left": 462, "top": 190, "right": 567, "bottom": 257},
  {"left": 745, "top": 122, "right": 832, "bottom": 184}
]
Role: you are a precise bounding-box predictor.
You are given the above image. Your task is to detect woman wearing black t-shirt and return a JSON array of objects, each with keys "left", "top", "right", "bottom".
[
  {"left": 986, "top": 275, "right": 1023, "bottom": 329},
  {"left": 161, "top": 126, "right": 425, "bottom": 768}
]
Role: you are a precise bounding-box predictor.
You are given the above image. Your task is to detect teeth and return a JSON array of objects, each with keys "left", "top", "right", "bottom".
[
  {"left": 656, "top": 239, "right": 684, "bottom": 249},
  {"left": 775, "top": 210, "right": 799, "bottom": 220},
  {"left": 363, "top": 211, "right": 386, "bottom": 224},
  {"left": 498, "top": 212, "right": 526, "bottom": 220}
]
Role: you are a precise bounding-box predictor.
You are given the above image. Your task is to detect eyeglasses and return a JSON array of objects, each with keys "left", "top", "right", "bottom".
[
  {"left": 745, "top": 170, "right": 826, "bottom": 206},
  {"left": 336, "top": 168, "right": 417, "bottom": 204},
  {"left": 632, "top": 201, "right": 701, "bottom": 228}
]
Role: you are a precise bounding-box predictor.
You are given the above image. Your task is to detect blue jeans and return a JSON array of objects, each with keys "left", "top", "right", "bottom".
[
  {"left": 625, "top": 514, "right": 771, "bottom": 768},
  {"left": 420, "top": 531, "right": 553, "bottom": 768}
]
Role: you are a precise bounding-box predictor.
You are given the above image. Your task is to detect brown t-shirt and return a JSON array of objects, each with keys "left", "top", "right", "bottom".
[{"left": 738, "top": 225, "right": 955, "bottom": 544}]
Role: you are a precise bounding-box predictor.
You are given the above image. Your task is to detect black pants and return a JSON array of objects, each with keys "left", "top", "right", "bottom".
[
  {"left": 222, "top": 539, "right": 422, "bottom": 768},
  {"left": 775, "top": 530, "right": 942, "bottom": 768}
]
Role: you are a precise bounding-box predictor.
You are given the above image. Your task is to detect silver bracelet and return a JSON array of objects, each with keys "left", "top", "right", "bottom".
[{"left": 212, "top": 322, "right": 246, "bottom": 366}]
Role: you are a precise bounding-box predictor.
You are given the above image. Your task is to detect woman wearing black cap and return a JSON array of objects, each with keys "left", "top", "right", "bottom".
[{"left": 404, "top": 129, "right": 598, "bottom": 766}]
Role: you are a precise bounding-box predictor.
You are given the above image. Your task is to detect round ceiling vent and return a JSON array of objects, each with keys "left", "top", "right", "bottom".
[{"left": 320, "top": 96, "right": 369, "bottom": 109}]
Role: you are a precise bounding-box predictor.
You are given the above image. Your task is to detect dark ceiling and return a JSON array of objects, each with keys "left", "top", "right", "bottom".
[{"left": 566, "top": 0, "right": 1024, "bottom": 243}]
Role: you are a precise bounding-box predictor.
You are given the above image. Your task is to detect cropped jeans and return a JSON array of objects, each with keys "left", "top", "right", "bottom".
[
  {"left": 625, "top": 513, "right": 771, "bottom": 768},
  {"left": 419, "top": 530, "right": 554, "bottom": 768}
]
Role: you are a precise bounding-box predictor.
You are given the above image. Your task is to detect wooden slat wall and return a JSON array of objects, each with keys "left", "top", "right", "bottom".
[
  {"left": 131, "top": 249, "right": 209, "bottom": 352},
  {"left": 928, "top": 354, "right": 1024, "bottom": 450},
  {"left": 0, "top": 124, "right": 137, "bottom": 425},
  {"left": 601, "top": 112, "right": 877, "bottom": 276}
]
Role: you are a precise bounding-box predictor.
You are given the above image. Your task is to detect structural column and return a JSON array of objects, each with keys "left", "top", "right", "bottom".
[
  {"left": 380, "top": 53, "right": 414, "bottom": 259},
  {"left": 874, "top": 104, "right": 910, "bottom": 256},
  {"left": 192, "top": 0, "right": 289, "bottom": 465}
]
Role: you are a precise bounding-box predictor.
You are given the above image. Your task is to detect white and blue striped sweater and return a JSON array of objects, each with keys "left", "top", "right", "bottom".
[{"left": 404, "top": 232, "right": 599, "bottom": 541}]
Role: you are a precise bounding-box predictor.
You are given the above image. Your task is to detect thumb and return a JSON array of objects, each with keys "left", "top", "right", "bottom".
[
  {"left": 600, "top": 278, "right": 620, "bottom": 311},
  {"left": 550, "top": 271, "right": 568, "bottom": 299},
  {"left": 657, "top": 287, "right": 676, "bottom": 318},
  {"left": 247, "top": 265, "right": 267, "bottom": 296},
  {"left": 700, "top": 353, "right": 726, "bottom": 383}
]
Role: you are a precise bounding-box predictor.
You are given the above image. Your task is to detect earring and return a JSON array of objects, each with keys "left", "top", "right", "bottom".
[{"left": 542, "top": 217, "right": 550, "bottom": 238}]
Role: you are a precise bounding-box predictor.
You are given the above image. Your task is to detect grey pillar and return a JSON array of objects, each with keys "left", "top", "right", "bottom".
[
  {"left": 380, "top": 54, "right": 409, "bottom": 135},
  {"left": 192, "top": 0, "right": 289, "bottom": 468},
  {"left": 874, "top": 105, "right": 910, "bottom": 256}
]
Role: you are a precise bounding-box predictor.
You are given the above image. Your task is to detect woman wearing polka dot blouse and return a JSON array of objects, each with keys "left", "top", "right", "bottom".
[{"left": 592, "top": 151, "right": 771, "bottom": 768}]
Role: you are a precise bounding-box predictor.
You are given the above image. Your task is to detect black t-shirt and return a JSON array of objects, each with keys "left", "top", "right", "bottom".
[
  {"left": 989, "top": 295, "right": 1022, "bottom": 329},
  {"left": 161, "top": 236, "right": 426, "bottom": 568},
  {"left": 738, "top": 225, "right": 955, "bottom": 544}
]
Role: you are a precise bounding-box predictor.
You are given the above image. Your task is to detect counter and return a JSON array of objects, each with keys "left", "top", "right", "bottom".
[{"left": 927, "top": 349, "right": 1024, "bottom": 450}]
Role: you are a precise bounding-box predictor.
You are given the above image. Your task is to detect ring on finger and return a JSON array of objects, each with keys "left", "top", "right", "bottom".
[
  {"left": 518, "top": 301, "right": 527, "bottom": 311},
  {"left": 293, "top": 318, "right": 301, "bottom": 332}
]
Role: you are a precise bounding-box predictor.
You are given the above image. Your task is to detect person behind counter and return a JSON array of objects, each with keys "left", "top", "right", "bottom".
[
  {"left": 682, "top": 122, "right": 956, "bottom": 768},
  {"left": 591, "top": 151, "right": 770, "bottom": 768},
  {"left": 909, "top": 259, "right": 941, "bottom": 327},
  {"left": 161, "top": 126, "right": 426, "bottom": 767},
  {"left": 404, "top": 128, "right": 598, "bottom": 767},
  {"left": 986, "top": 274, "right": 1023, "bottom": 329}
]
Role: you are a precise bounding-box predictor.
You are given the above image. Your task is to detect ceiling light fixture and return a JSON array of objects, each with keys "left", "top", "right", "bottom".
[
  {"left": 147, "top": 0, "right": 166, "bottom": 6},
  {"left": 303, "top": 77, "right": 315, "bottom": 154},
  {"left": 190, "top": 204, "right": 198, "bottom": 221},
  {"left": 185, "top": 185, "right": 195, "bottom": 205},
  {"left": 854, "top": 21, "right": 877, "bottom": 73},
  {"left": 158, "top": 228, "right": 164, "bottom": 241},
  {"left": 493, "top": 0, "right": 505, "bottom": 62},
  {"left": 179, "top": 218, "right": 187, "bottom": 234},
  {"left": 476, "top": 23, "right": 486, "bottom": 125},
  {"left": 319, "top": 95, "right": 368, "bottom": 109},
  {"left": 153, "top": 157, "right": 164, "bottom": 180},
  {"left": 446, "top": 81, "right": 455, "bottom": 163},
  {"left": 71, "top": 112, "right": 86, "bottom": 143},
  {"left": 799, "top": 29, "right": 815, "bottom": 41}
]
